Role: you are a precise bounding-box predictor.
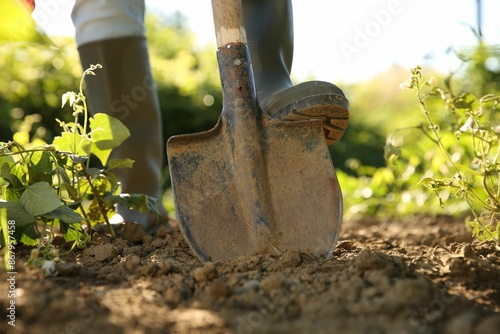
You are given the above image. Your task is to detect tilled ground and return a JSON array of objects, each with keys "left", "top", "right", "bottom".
[{"left": 1, "top": 216, "right": 499, "bottom": 334}]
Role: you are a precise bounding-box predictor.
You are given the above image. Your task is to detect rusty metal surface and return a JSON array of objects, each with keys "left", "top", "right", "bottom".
[{"left": 167, "top": 43, "right": 342, "bottom": 262}]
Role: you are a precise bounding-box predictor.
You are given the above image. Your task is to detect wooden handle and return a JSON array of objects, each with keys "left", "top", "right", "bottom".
[{"left": 212, "top": 0, "right": 247, "bottom": 47}]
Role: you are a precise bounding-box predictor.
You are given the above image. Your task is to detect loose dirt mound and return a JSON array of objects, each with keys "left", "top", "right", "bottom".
[{"left": 1, "top": 216, "right": 499, "bottom": 334}]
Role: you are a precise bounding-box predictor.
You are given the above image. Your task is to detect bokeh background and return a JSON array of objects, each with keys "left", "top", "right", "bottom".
[{"left": 1, "top": 0, "right": 499, "bottom": 221}]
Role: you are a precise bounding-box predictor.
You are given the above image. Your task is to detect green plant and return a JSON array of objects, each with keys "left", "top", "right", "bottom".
[
  {"left": 0, "top": 64, "right": 159, "bottom": 267},
  {"left": 398, "top": 66, "right": 500, "bottom": 243}
]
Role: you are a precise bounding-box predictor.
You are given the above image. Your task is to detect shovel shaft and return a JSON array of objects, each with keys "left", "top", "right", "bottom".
[
  {"left": 217, "top": 42, "right": 273, "bottom": 238},
  {"left": 212, "top": 0, "right": 247, "bottom": 47},
  {"left": 212, "top": 0, "right": 275, "bottom": 249}
]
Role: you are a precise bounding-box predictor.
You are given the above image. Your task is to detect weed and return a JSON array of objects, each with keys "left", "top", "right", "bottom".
[
  {"left": 399, "top": 66, "right": 500, "bottom": 243},
  {"left": 0, "top": 65, "right": 159, "bottom": 269}
]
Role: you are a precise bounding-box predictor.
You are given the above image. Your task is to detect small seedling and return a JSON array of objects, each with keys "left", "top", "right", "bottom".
[{"left": 0, "top": 65, "right": 159, "bottom": 269}]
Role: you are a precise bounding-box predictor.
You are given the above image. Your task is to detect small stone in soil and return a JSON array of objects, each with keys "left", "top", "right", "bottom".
[
  {"left": 337, "top": 240, "right": 354, "bottom": 251},
  {"left": 234, "top": 279, "right": 260, "bottom": 294}
]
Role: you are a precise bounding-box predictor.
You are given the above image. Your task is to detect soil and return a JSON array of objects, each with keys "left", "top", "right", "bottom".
[{"left": 1, "top": 216, "right": 499, "bottom": 334}]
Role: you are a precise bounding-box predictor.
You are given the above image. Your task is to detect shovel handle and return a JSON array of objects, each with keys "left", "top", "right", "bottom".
[{"left": 212, "top": 0, "right": 247, "bottom": 47}]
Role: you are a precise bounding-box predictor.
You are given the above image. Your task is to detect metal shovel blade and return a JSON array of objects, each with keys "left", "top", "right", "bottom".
[{"left": 167, "top": 43, "right": 342, "bottom": 262}]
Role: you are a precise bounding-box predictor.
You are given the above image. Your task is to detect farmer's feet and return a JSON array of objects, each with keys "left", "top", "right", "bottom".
[
  {"left": 242, "top": 1, "right": 349, "bottom": 145},
  {"left": 261, "top": 81, "right": 349, "bottom": 145}
]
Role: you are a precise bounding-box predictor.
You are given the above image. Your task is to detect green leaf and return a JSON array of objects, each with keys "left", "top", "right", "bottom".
[
  {"left": 56, "top": 168, "right": 80, "bottom": 201},
  {"left": 1, "top": 162, "right": 10, "bottom": 180},
  {"left": 60, "top": 152, "right": 88, "bottom": 164},
  {"left": 0, "top": 201, "right": 36, "bottom": 226},
  {"left": 19, "top": 182, "right": 63, "bottom": 216},
  {"left": 90, "top": 114, "right": 130, "bottom": 149},
  {"left": 103, "top": 170, "right": 120, "bottom": 194},
  {"left": 53, "top": 132, "right": 91, "bottom": 157},
  {"left": 107, "top": 158, "right": 134, "bottom": 170},
  {"left": 106, "top": 194, "right": 159, "bottom": 214},
  {"left": 28, "top": 150, "right": 53, "bottom": 184},
  {"left": 0, "top": 148, "right": 15, "bottom": 168},
  {"left": 60, "top": 223, "right": 85, "bottom": 242},
  {"left": 19, "top": 225, "right": 38, "bottom": 246},
  {"left": 85, "top": 168, "right": 104, "bottom": 178},
  {"left": 13, "top": 163, "right": 27, "bottom": 186},
  {"left": 2, "top": 185, "right": 21, "bottom": 202},
  {"left": 90, "top": 113, "right": 130, "bottom": 166},
  {"left": 1, "top": 163, "right": 25, "bottom": 191},
  {"left": 454, "top": 93, "right": 477, "bottom": 110},
  {"left": 0, "top": 208, "right": 36, "bottom": 246},
  {"left": 42, "top": 205, "right": 84, "bottom": 224},
  {"left": 91, "top": 148, "right": 112, "bottom": 169},
  {"left": 418, "top": 177, "right": 449, "bottom": 190},
  {"left": 29, "top": 150, "right": 53, "bottom": 173}
]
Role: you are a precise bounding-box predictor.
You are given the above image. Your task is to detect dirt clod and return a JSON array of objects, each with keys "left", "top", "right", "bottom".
[
  {"left": 260, "top": 274, "right": 285, "bottom": 293},
  {"left": 83, "top": 243, "right": 117, "bottom": 262},
  {"left": 191, "top": 262, "right": 218, "bottom": 283},
  {"left": 119, "top": 222, "right": 146, "bottom": 243},
  {"left": 122, "top": 245, "right": 142, "bottom": 257},
  {"left": 281, "top": 251, "right": 302, "bottom": 267},
  {"left": 164, "top": 286, "right": 184, "bottom": 307},
  {"left": 55, "top": 261, "right": 81, "bottom": 276},
  {"left": 206, "top": 279, "right": 231, "bottom": 299},
  {"left": 123, "top": 254, "right": 141, "bottom": 272}
]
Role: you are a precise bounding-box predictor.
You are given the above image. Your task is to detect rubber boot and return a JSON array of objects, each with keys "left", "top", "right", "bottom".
[
  {"left": 77, "top": 36, "right": 168, "bottom": 233},
  {"left": 242, "top": 0, "right": 349, "bottom": 144}
]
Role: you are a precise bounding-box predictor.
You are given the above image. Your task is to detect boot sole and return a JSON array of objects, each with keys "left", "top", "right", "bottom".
[{"left": 263, "top": 82, "right": 349, "bottom": 145}]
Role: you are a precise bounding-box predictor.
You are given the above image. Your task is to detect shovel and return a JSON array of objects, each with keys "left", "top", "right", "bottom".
[{"left": 167, "top": 0, "right": 342, "bottom": 262}]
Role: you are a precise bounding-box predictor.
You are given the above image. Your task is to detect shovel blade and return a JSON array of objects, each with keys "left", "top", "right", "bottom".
[{"left": 167, "top": 113, "right": 342, "bottom": 262}]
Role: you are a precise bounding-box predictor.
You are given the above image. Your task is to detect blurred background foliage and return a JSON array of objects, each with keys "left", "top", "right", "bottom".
[{"left": 1, "top": 12, "right": 500, "bottom": 221}]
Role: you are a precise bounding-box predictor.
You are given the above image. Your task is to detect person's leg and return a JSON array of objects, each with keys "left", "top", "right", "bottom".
[
  {"left": 242, "top": 0, "right": 349, "bottom": 145},
  {"left": 72, "top": 0, "right": 167, "bottom": 232}
]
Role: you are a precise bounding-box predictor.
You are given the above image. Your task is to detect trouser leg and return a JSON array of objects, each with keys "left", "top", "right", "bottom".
[
  {"left": 242, "top": 0, "right": 349, "bottom": 144},
  {"left": 72, "top": 0, "right": 167, "bottom": 230}
]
